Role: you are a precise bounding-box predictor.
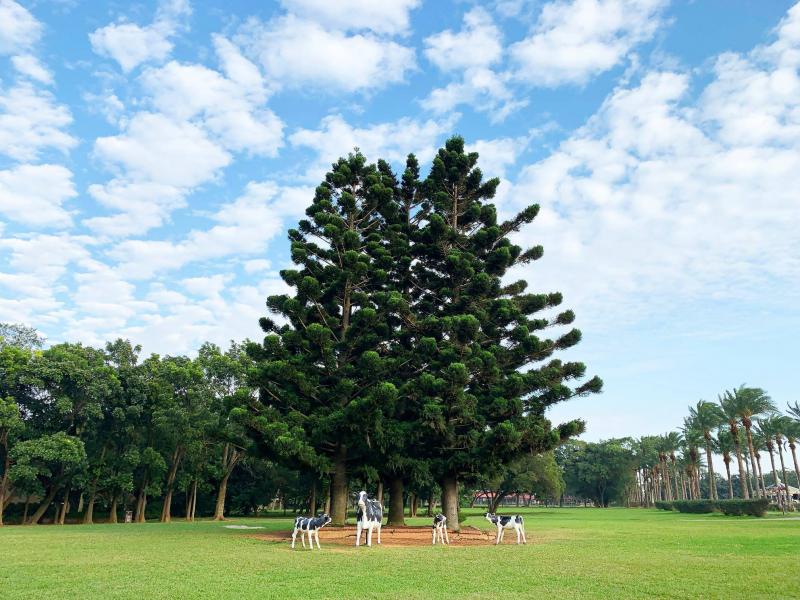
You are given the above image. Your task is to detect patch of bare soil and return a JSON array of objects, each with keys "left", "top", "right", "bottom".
[{"left": 249, "top": 525, "right": 522, "bottom": 547}]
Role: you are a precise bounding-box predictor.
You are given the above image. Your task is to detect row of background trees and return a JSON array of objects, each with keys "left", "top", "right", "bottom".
[
  {"left": 1, "top": 138, "right": 601, "bottom": 527},
  {"left": 558, "top": 386, "right": 800, "bottom": 508}
]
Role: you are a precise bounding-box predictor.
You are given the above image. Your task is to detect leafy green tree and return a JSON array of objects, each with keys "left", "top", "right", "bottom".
[
  {"left": 477, "top": 451, "right": 564, "bottom": 511},
  {"left": 9, "top": 432, "right": 86, "bottom": 524},
  {"left": 0, "top": 323, "right": 45, "bottom": 351},
  {"left": 785, "top": 402, "right": 800, "bottom": 487},
  {"left": 247, "top": 152, "right": 402, "bottom": 525},
  {"left": 559, "top": 439, "right": 634, "bottom": 507},
  {"left": 402, "top": 137, "right": 601, "bottom": 528},
  {"left": 0, "top": 396, "right": 23, "bottom": 525},
  {"left": 720, "top": 391, "right": 752, "bottom": 499},
  {"left": 715, "top": 427, "right": 736, "bottom": 498}
]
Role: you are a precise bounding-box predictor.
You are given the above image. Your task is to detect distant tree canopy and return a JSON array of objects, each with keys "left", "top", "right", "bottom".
[{"left": 558, "top": 439, "right": 636, "bottom": 507}]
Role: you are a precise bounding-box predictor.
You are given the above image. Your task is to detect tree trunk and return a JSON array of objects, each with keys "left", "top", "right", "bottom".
[
  {"left": 411, "top": 494, "right": 418, "bottom": 517},
  {"left": 789, "top": 442, "right": 800, "bottom": 490},
  {"left": 723, "top": 460, "right": 733, "bottom": 498},
  {"left": 745, "top": 426, "right": 762, "bottom": 498},
  {"left": 213, "top": 472, "right": 231, "bottom": 521},
  {"left": 776, "top": 438, "right": 792, "bottom": 509},
  {"left": 161, "top": 447, "right": 184, "bottom": 523},
  {"left": 23, "top": 495, "right": 30, "bottom": 523},
  {"left": 190, "top": 479, "right": 198, "bottom": 520},
  {"left": 426, "top": 491, "right": 434, "bottom": 517},
  {"left": 742, "top": 452, "right": 753, "bottom": 498},
  {"left": 109, "top": 495, "right": 118, "bottom": 523},
  {"left": 376, "top": 481, "right": 384, "bottom": 506},
  {"left": 330, "top": 445, "right": 348, "bottom": 526},
  {"left": 324, "top": 481, "right": 331, "bottom": 514},
  {"left": 29, "top": 485, "right": 60, "bottom": 525},
  {"left": 83, "top": 489, "right": 96, "bottom": 524},
  {"left": 308, "top": 481, "right": 317, "bottom": 515},
  {"left": 767, "top": 446, "right": 779, "bottom": 487},
  {"left": 704, "top": 443, "right": 717, "bottom": 500},
  {"left": 387, "top": 476, "right": 405, "bottom": 526},
  {"left": 135, "top": 479, "right": 148, "bottom": 523},
  {"left": 734, "top": 442, "right": 750, "bottom": 499},
  {"left": 58, "top": 489, "right": 69, "bottom": 525},
  {"left": 440, "top": 475, "right": 459, "bottom": 532},
  {"left": 755, "top": 452, "right": 767, "bottom": 498}
]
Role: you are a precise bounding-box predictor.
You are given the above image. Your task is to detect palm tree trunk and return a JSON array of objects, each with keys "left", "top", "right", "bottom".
[
  {"left": 789, "top": 441, "right": 800, "bottom": 489},
  {"left": 776, "top": 438, "right": 792, "bottom": 509},
  {"left": 704, "top": 443, "right": 716, "bottom": 500},
  {"left": 734, "top": 441, "right": 750, "bottom": 498},
  {"left": 745, "top": 427, "right": 763, "bottom": 497},
  {"left": 724, "top": 459, "right": 733, "bottom": 499},
  {"left": 755, "top": 452, "right": 767, "bottom": 498},
  {"left": 743, "top": 451, "right": 753, "bottom": 498}
]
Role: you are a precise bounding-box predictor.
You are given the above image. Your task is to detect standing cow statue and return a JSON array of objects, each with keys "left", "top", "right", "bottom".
[
  {"left": 355, "top": 490, "right": 383, "bottom": 547},
  {"left": 485, "top": 512, "right": 527, "bottom": 545},
  {"left": 291, "top": 513, "right": 332, "bottom": 550},
  {"left": 432, "top": 513, "right": 449, "bottom": 545}
]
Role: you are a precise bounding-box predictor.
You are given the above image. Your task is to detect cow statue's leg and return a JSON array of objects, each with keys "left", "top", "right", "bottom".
[
  {"left": 432, "top": 526, "right": 437, "bottom": 545},
  {"left": 516, "top": 524, "right": 521, "bottom": 544},
  {"left": 307, "top": 527, "right": 314, "bottom": 550},
  {"left": 443, "top": 523, "right": 450, "bottom": 545},
  {"left": 315, "top": 528, "right": 322, "bottom": 549},
  {"left": 301, "top": 526, "right": 308, "bottom": 548},
  {"left": 366, "top": 523, "right": 373, "bottom": 547},
  {"left": 495, "top": 525, "right": 502, "bottom": 545},
  {"left": 291, "top": 526, "right": 299, "bottom": 549},
  {"left": 376, "top": 522, "right": 382, "bottom": 545},
  {"left": 355, "top": 521, "right": 363, "bottom": 547},
  {"left": 521, "top": 523, "right": 527, "bottom": 545}
]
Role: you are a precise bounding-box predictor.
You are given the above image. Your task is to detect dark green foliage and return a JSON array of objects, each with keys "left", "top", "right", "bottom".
[
  {"left": 672, "top": 500, "right": 718, "bottom": 514},
  {"left": 558, "top": 439, "right": 635, "bottom": 507},
  {"left": 717, "top": 498, "right": 769, "bottom": 517},
  {"left": 655, "top": 501, "right": 675, "bottom": 511}
]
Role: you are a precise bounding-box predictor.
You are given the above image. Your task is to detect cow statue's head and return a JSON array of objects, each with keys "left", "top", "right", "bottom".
[
  {"left": 319, "top": 513, "right": 332, "bottom": 526},
  {"left": 484, "top": 512, "right": 495, "bottom": 522},
  {"left": 356, "top": 490, "right": 368, "bottom": 508}
]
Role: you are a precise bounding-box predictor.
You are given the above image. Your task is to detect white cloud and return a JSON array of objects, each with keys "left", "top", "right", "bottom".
[
  {"left": 467, "top": 135, "right": 530, "bottom": 178},
  {"left": 290, "top": 113, "right": 457, "bottom": 180},
  {"left": 83, "top": 180, "right": 186, "bottom": 237},
  {"left": 94, "top": 112, "right": 230, "bottom": 188},
  {"left": 279, "top": 0, "right": 421, "bottom": 35},
  {"left": 237, "top": 15, "right": 415, "bottom": 93},
  {"left": 109, "top": 182, "right": 310, "bottom": 278},
  {"left": 139, "top": 37, "right": 283, "bottom": 156},
  {"left": 510, "top": 0, "right": 667, "bottom": 86},
  {"left": 504, "top": 5, "right": 800, "bottom": 326},
  {"left": 0, "top": 164, "right": 76, "bottom": 227},
  {"left": 89, "top": 0, "right": 191, "bottom": 72},
  {"left": 182, "top": 273, "right": 232, "bottom": 298},
  {"left": 11, "top": 54, "right": 53, "bottom": 84},
  {"left": 422, "top": 67, "right": 527, "bottom": 122},
  {"left": 424, "top": 7, "right": 503, "bottom": 72},
  {"left": 0, "top": 83, "right": 76, "bottom": 161},
  {"left": 243, "top": 258, "right": 271, "bottom": 273},
  {"left": 0, "top": 0, "right": 42, "bottom": 55}
]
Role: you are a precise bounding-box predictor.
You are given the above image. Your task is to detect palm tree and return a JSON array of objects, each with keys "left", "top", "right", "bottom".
[
  {"left": 750, "top": 428, "right": 768, "bottom": 495},
  {"left": 787, "top": 402, "right": 800, "bottom": 487},
  {"left": 657, "top": 432, "right": 682, "bottom": 501},
  {"left": 681, "top": 421, "right": 704, "bottom": 499},
  {"left": 687, "top": 401, "right": 725, "bottom": 499},
  {"left": 722, "top": 385, "right": 776, "bottom": 498},
  {"left": 716, "top": 427, "right": 735, "bottom": 498},
  {"left": 719, "top": 391, "right": 751, "bottom": 498},
  {"left": 755, "top": 418, "right": 780, "bottom": 488},
  {"left": 774, "top": 416, "right": 794, "bottom": 509}
]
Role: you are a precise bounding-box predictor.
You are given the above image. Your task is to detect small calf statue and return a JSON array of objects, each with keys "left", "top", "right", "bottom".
[
  {"left": 485, "top": 512, "right": 527, "bottom": 545},
  {"left": 431, "top": 513, "right": 449, "bottom": 545},
  {"left": 291, "top": 513, "right": 332, "bottom": 550},
  {"left": 355, "top": 490, "right": 383, "bottom": 547}
]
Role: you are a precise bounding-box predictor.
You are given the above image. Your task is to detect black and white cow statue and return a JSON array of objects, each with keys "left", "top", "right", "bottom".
[
  {"left": 291, "top": 513, "right": 332, "bottom": 550},
  {"left": 485, "top": 512, "right": 527, "bottom": 545},
  {"left": 355, "top": 490, "right": 383, "bottom": 547},
  {"left": 431, "top": 513, "right": 449, "bottom": 545}
]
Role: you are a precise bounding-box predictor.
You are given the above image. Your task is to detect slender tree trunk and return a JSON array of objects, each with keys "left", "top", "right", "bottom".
[
  {"left": 776, "top": 438, "right": 792, "bottom": 509},
  {"left": 743, "top": 452, "right": 753, "bottom": 498},
  {"left": 324, "top": 482, "right": 331, "bottom": 514},
  {"left": 426, "top": 491, "right": 434, "bottom": 517},
  {"left": 161, "top": 447, "right": 184, "bottom": 523},
  {"left": 387, "top": 476, "right": 405, "bottom": 526},
  {"left": 376, "top": 481, "right": 384, "bottom": 506},
  {"left": 723, "top": 460, "right": 733, "bottom": 498},
  {"left": 77, "top": 493, "right": 84, "bottom": 514},
  {"left": 330, "top": 445, "right": 348, "bottom": 526},
  {"left": 83, "top": 478, "right": 98, "bottom": 524},
  {"left": 190, "top": 480, "right": 197, "bottom": 520},
  {"left": 745, "top": 426, "right": 762, "bottom": 498},
  {"left": 704, "top": 443, "right": 716, "bottom": 500},
  {"left": 767, "top": 446, "right": 779, "bottom": 486},
  {"left": 412, "top": 494, "right": 418, "bottom": 517},
  {"left": 135, "top": 479, "right": 148, "bottom": 523},
  {"left": 23, "top": 495, "right": 30, "bottom": 523},
  {"left": 789, "top": 441, "right": 800, "bottom": 490},
  {"left": 733, "top": 441, "right": 750, "bottom": 499},
  {"left": 440, "top": 475, "right": 459, "bottom": 532},
  {"left": 58, "top": 489, "right": 69, "bottom": 525},
  {"left": 755, "top": 452, "right": 767, "bottom": 498},
  {"left": 308, "top": 480, "right": 317, "bottom": 515},
  {"left": 29, "top": 485, "right": 60, "bottom": 525},
  {"left": 109, "top": 495, "right": 118, "bottom": 523}
]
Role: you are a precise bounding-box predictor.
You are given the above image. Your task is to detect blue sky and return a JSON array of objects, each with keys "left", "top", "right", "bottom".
[{"left": 1, "top": 0, "right": 799, "bottom": 443}]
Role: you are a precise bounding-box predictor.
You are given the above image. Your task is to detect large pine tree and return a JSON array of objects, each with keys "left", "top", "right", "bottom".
[
  {"left": 247, "top": 153, "right": 403, "bottom": 525},
  {"left": 404, "top": 137, "right": 602, "bottom": 528}
]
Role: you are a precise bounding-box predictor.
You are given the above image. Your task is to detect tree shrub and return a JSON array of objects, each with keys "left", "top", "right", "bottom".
[
  {"left": 717, "top": 498, "right": 769, "bottom": 517},
  {"left": 672, "top": 500, "right": 718, "bottom": 514},
  {"left": 654, "top": 501, "right": 674, "bottom": 511}
]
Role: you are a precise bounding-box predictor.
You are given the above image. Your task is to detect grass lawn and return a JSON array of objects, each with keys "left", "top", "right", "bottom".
[{"left": 2, "top": 507, "right": 798, "bottom": 599}]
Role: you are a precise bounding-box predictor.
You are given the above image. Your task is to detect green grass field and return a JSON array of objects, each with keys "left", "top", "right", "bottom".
[{"left": 2, "top": 508, "right": 798, "bottom": 599}]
